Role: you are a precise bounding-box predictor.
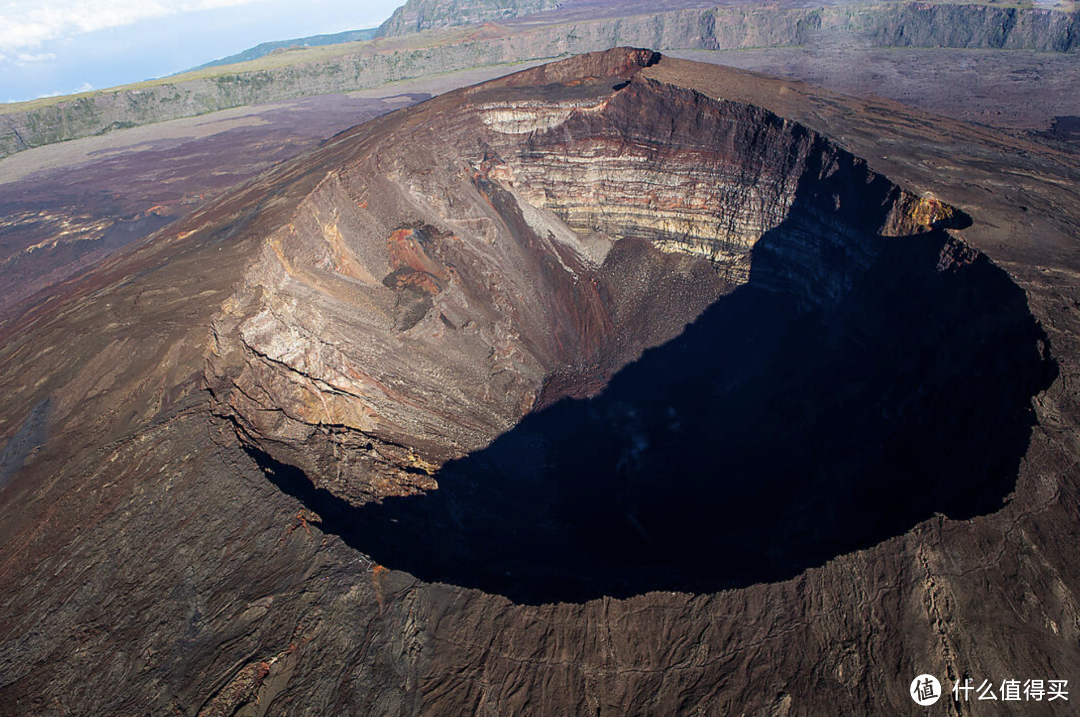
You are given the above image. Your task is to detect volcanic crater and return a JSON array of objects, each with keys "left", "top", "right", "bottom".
[{"left": 205, "top": 49, "right": 1056, "bottom": 603}]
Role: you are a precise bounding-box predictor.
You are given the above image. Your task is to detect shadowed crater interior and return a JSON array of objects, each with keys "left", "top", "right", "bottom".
[
  {"left": 229, "top": 71, "right": 1058, "bottom": 603},
  {"left": 251, "top": 199, "right": 1056, "bottom": 605}
]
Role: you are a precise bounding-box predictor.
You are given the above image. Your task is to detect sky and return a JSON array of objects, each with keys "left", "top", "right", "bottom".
[{"left": 0, "top": 0, "right": 404, "bottom": 103}]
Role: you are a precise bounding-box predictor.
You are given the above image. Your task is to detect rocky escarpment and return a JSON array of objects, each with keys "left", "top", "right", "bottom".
[
  {"left": 378, "top": 0, "right": 562, "bottom": 36},
  {"left": 867, "top": 1, "right": 1080, "bottom": 51},
  {"left": 2, "top": 1, "right": 1078, "bottom": 160}
]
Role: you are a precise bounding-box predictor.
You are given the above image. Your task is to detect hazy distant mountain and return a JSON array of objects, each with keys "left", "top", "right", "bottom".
[{"left": 189, "top": 27, "right": 379, "bottom": 71}]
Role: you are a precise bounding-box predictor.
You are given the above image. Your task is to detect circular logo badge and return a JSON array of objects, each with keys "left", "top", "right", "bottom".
[{"left": 911, "top": 674, "right": 942, "bottom": 706}]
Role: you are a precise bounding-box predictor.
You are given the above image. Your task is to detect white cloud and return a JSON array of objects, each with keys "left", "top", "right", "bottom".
[
  {"left": 0, "top": 0, "right": 264, "bottom": 55},
  {"left": 29, "top": 81, "right": 91, "bottom": 100},
  {"left": 15, "top": 51, "right": 56, "bottom": 62}
]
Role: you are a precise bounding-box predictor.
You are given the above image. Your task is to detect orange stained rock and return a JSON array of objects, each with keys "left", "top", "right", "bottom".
[{"left": 282, "top": 509, "right": 314, "bottom": 541}]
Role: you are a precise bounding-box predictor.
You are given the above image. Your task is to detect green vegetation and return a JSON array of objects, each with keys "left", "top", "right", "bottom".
[{"left": 187, "top": 27, "right": 379, "bottom": 72}]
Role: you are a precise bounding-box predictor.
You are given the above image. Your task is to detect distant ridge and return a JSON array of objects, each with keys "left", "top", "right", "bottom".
[
  {"left": 377, "top": 0, "right": 562, "bottom": 36},
  {"left": 188, "top": 27, "right": 379, "bottom": 72}
]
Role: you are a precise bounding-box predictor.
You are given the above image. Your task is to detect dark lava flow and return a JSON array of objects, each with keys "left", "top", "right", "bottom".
[{"left": 250, "top": 209, "right": 1056, "bottom": 603}]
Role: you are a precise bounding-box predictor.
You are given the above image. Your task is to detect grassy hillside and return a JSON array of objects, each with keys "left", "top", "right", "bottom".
[{"left": 188, "top": 28, "right": 380, "bottom": 72}]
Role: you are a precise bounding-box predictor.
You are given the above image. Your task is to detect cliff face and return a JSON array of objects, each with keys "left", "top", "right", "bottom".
[
  {"left": 867, "top": 1, "right": 1080, "bottom": 51},
  {"left": 0, "top": 50, "right": 1078, "bottom": 715},
  {"left": 378, "top": 0, "right": 562, "bottom": 36},
  {"left": 2, "top": 1, "right": 1078, "bottom": 160}
]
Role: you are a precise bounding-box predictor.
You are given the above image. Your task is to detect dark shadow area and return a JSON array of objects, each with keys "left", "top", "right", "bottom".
[
  {"left": 252, "top": 232, "right": 1055, "bottom": 603},
  {"left": 249, "top": 162, "right": 1056, "bottom": 603},
  {"left": 1037, "top": 115, "right": 1080, "bottom": 154},
  {"left": 0, "top": 398, "right": 51, "bottom": 491}
]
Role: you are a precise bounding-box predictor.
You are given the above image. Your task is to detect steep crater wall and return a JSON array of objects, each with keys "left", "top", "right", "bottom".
[
  {"left": 481, "top": 78, "right": 963, "bottom": 293},
  {"left": 205, "top": 58, "right": 1054, "bottom": 600}
]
